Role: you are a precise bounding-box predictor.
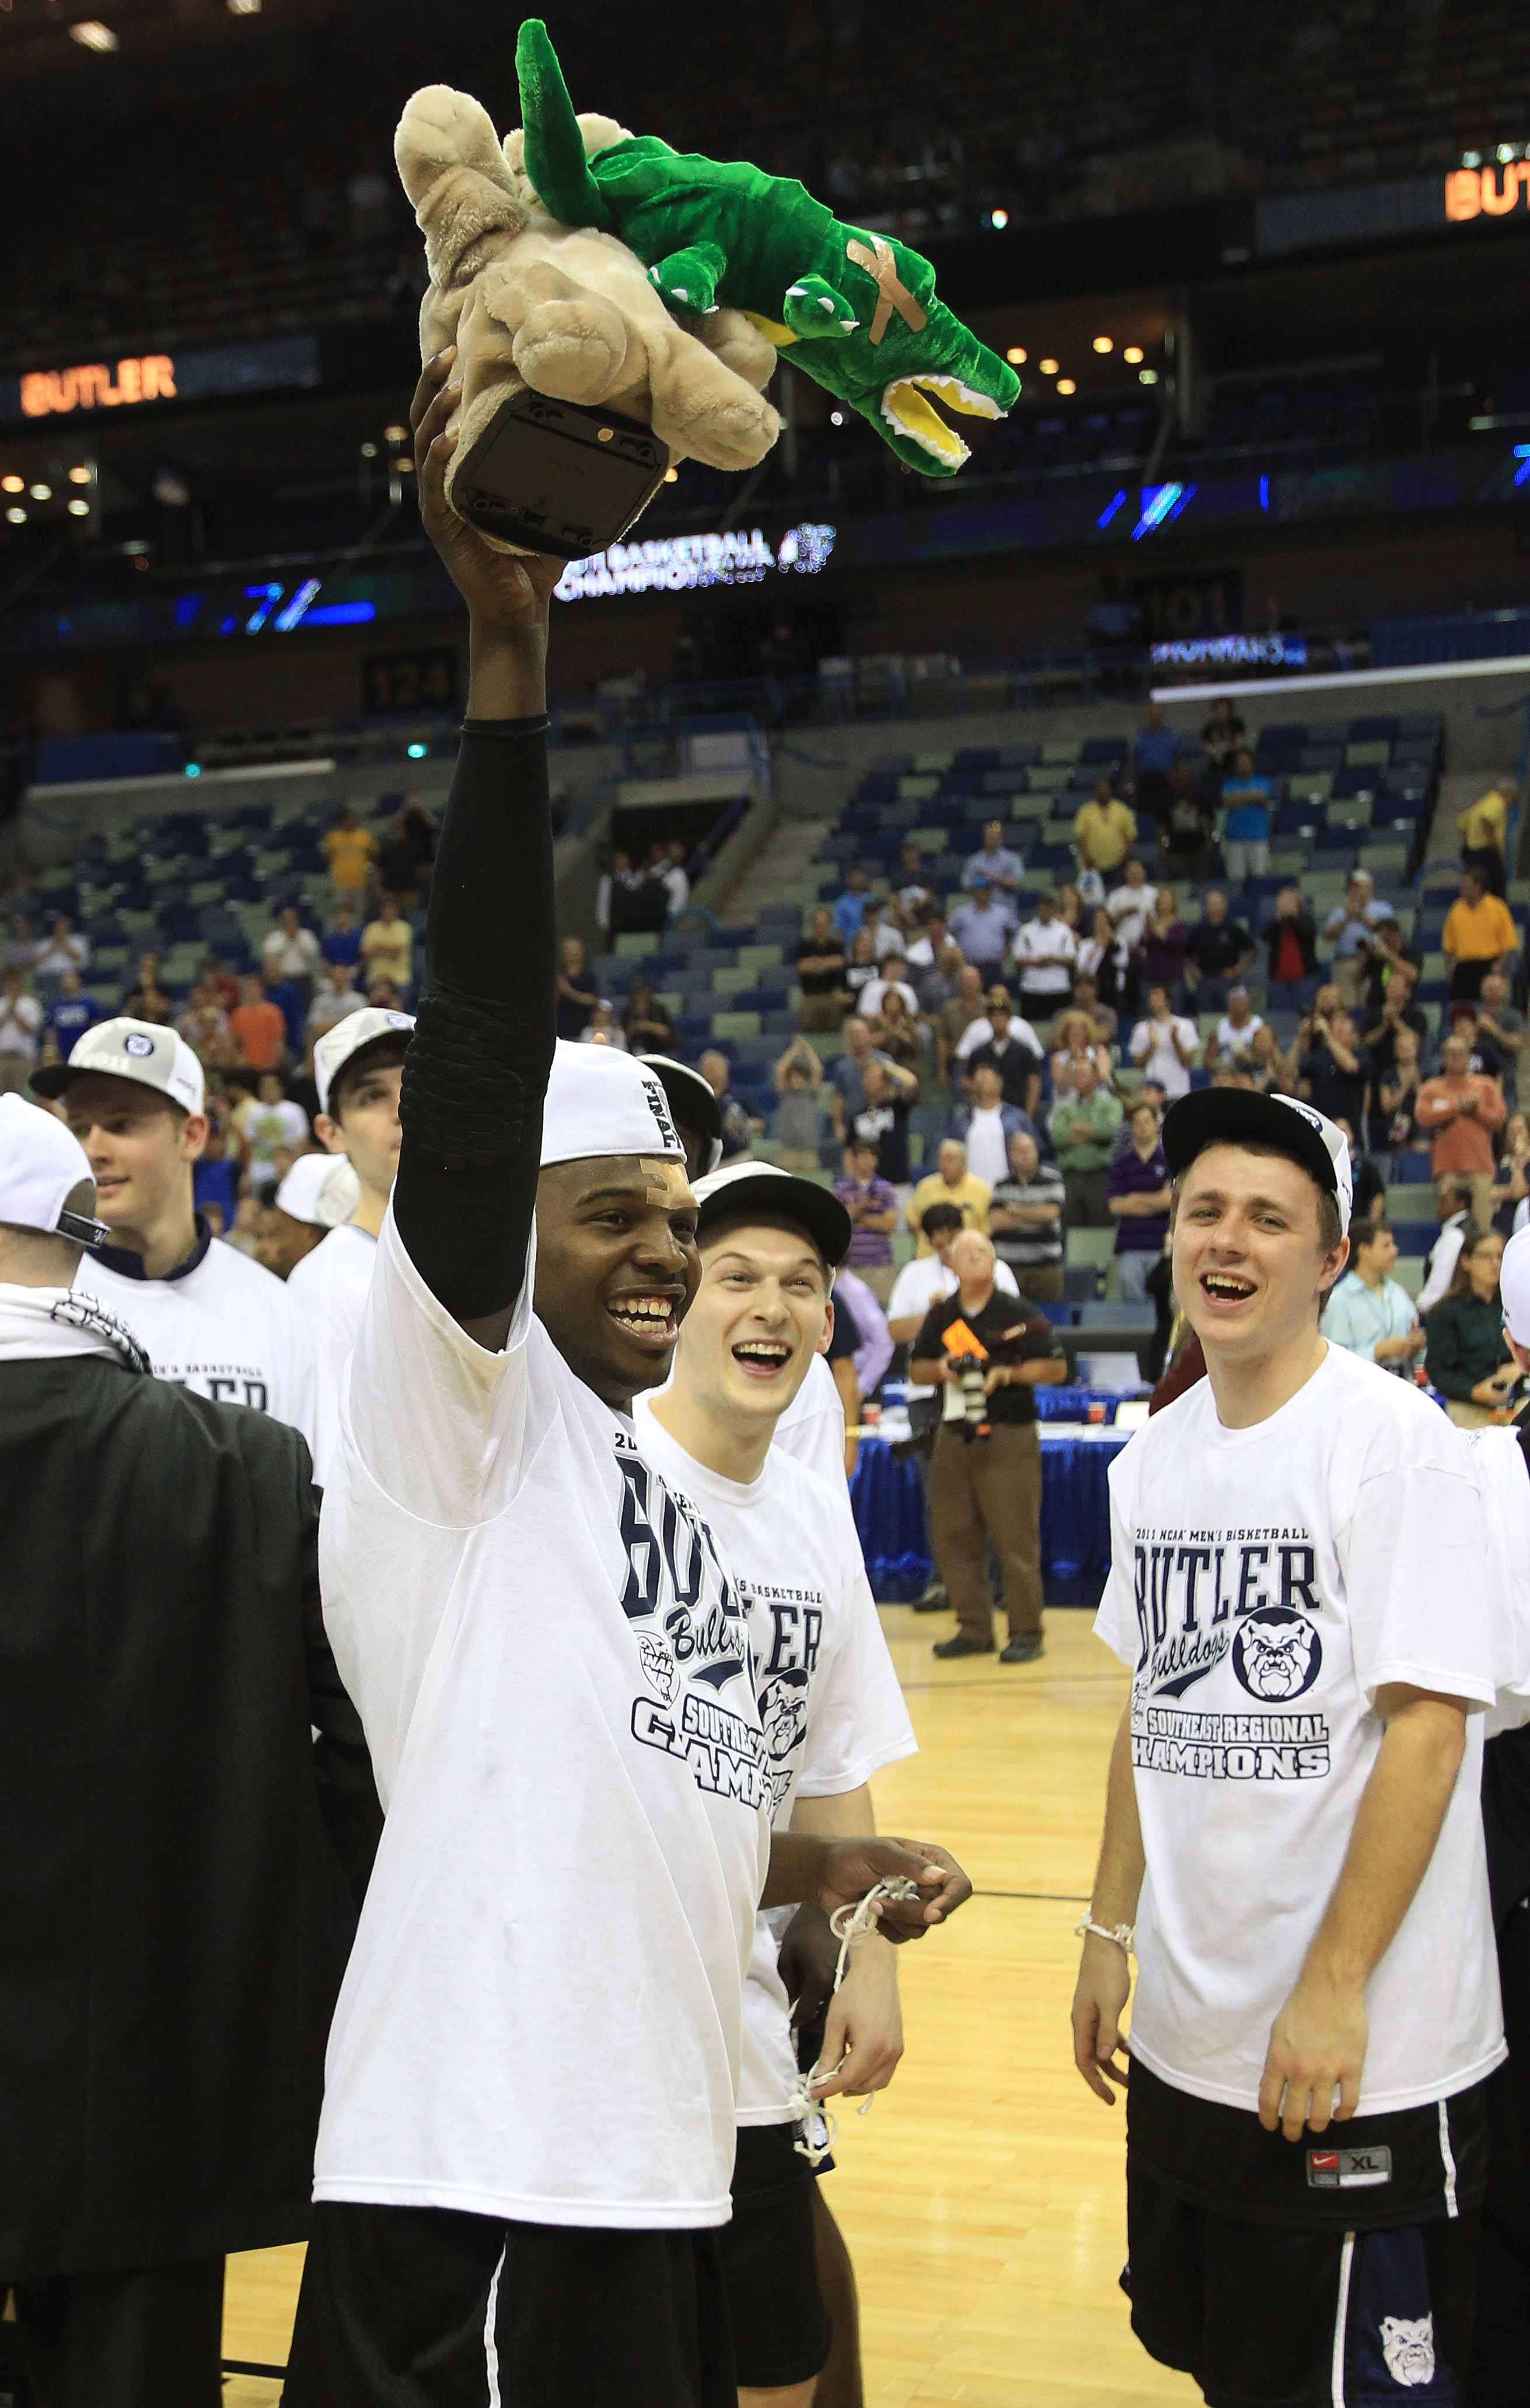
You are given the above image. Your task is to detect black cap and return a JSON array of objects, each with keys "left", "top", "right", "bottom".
[
  {"left": 636, "top": 1054, "right": 722, "bottom": 1175},
  {"left": 1161, "top": 1088, "right": 1353, "bottom": 1233},
  {"left": 692, "top": 1163, "right": 853, "bottom": 1269}
]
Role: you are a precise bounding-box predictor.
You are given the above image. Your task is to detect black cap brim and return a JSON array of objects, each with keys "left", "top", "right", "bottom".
[
  {"left": 695, "top": 1170, "right": 854, "bottom": 1270},
  {"left": 1161, "top": 1087, "right": 1339, "bottom": 1199},
  {"left": 30, "top": 1062, "right": 77, "bottom": 1099}
]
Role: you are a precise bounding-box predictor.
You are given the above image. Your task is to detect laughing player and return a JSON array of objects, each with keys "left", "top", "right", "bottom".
[
  {"left": 1072, "top": 1087, "right": 1501, "bottom": 2408},
  {"left": 282, "top": 349, "right": 966, "bottom": 2408},
  {"left": 636, "top": 1161, "right": 931, "bottom": 2408}
]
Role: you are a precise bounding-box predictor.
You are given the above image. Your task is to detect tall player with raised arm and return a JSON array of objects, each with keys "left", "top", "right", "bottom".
[
  {"left": 1072, "top": 1086, "right": 1502, "bottom": 2408},
  {"left": 283, "top": 349, "right": 967, "bottom": 2408}
]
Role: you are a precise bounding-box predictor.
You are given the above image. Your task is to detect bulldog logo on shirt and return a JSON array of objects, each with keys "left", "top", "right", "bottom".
[
  {"left": 1379, "top": 2316, "right": 1435, "bottom": 2387},
  {"left": 637, "top": 1632, "right": 678, "bottom": 1704},
  {"left": 1232, "top": 1607, "right": 1322, "bottom": 1702}
]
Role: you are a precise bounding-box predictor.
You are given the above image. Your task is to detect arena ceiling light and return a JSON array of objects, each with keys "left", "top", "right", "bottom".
[
  {"left": 1123, "top": 345, "right": 1144, "bottom": 365},
  {"left": 228, "top": 0, "right": 261, "bottom": 13},
  {"left": 5, "top": 508, "right": 26, "bottom": 525},
  {"left": 1092, "top": 336, "right": 1113, "bottom": 354},
  {"left": 1005, "top": 345, "right": 1026, "bottom": 365},
  {"left": 1056, "top": 377, "right": 1077, "bottom": 394},
  {"left": 1139, "top": 368, "right": 1159, "bottom": 384},
  {"left": 67, "top": 464, "right": 92, "bottom": 485},
  {"left": 69, "top": 20, "right": 119, "bottom": 49},
  {"left": 987, "top": 208, "right": 1009, "bottom": 229},
  {"left": 67, "top": 498, "right": 90, "bottom": 516},
  {"left": 1039, "top": 357, "right": 1059, "bottom": 376},
  {"left": 29, "top": 483, "right": 51, "bottom": 501},
  {"left": 1, "top": 475, "right": 22, "bottom": 495}
]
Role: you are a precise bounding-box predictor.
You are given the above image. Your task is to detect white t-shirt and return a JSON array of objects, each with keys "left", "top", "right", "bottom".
[
  {"left": 888, "top": 1253, "right": 1019, "bottom": 1401},
  {"left": 860, "top": 977, "right": 917, "bottom": 1023},
  {"left": 963, "top": 1103, "right": 1011, "bottom": 1190},
  {"left": 1012, "top": 917, "right": 1078, "bottom": 995},
  {"left": 773, "top": 1351, "right": 847, "bottom": 1486},
  {"left": 1215, "top": 1012, "right": 1264, "bottom": 1058},
  {"left": 314, "top": 1209, "right": 771, "bottom": 2228},
  {"left": 1107, "top": 881, "right": 1158, "bottom": 951},
  {"left": 633, "top": 1404, "right": 916, "bottom": 2123},
  {"left": 1130, "top": 1013, "right": 1199, "bottom": 1099},
  {"left": 82, "top": 1226, "right": 315, "bottom": 1446},
  {"left": 1417, "top": 1214, "right": 1468, "bottom": 1315},
  {"left": 1095, "top": 1344, "right": 1502, "bottom": 2115},
  {"left": 955, "top": 1010, "right": 1045, "bottom": 1063},
  {"left": 238, "top": 1096, "right": 310, "bottom": 1163},
  {"left": 1458, "top": 1426, "right": 1530, "bottom": 1734},
  {"left": 285, "top": 1222, "right": 376, "bottom": 1485},
  {"left": 0, "top": 992, "right": 42, "bottom": 1059}
]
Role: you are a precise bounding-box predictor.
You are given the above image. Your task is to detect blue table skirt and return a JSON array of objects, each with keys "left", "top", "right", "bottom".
[{"left": 849, "top": 1430, "right": 1129, "bottom": 1609}]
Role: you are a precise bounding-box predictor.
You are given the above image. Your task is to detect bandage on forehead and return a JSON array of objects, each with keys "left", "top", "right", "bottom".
[{"left": 539, "top": 1040, "right": 685, "bottom": 1168}]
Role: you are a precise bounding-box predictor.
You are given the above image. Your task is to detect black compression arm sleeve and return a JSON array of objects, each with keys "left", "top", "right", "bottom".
[{"left": 393, "top": 717, "right": 557, "bottom": 1324}]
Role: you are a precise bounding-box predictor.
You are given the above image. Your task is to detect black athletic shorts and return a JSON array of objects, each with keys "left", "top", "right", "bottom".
[
  {"left": 717, "top": 2123, "right": 833, "bottom": 2390},
  {"left": 1123, "top": 2062, "right": 1489, "bottom": 2407},
  {"left": 281, "top": 2202, "right": 736, "bottom": 2408}
]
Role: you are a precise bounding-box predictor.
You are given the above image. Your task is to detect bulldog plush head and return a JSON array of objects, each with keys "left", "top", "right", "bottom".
[{"left": 394, "top": 83, "right": 781, "bottom": 548}]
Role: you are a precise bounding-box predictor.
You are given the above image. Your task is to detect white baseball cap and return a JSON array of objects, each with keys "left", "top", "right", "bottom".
[
  {"left": 539, "top": 1040, "right": 686, "bottom": 1168},
  {"left": 274, "top": 1150, "right": 362, "bottom": 1228},
  {"left": 1162, "top": 1087, "right": 1354, "bottom": 1236},
  {"left": 0, "top": 1093, "right": 109, "bottom": 1245},
  {"left": 693, "top": 1158, "right": 853, "bottom": 1269},
  {"left": 1501, "top": 1225, "right": 1530, "bottom": 1346},
  {"left": 314, "top": 1006, "right": 415, "bottom": 1116},
  {"left": 33, "top": 1017, "right": 205, "bottom": 1116}
]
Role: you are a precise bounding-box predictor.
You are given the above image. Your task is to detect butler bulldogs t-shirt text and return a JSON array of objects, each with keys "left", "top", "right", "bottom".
[
  {"left": 83, "top": 1221, "right": 315, "bottom": 1447},
  {"left": 634, "top": 1398, "right": 916, "bottom": 2124},
  {"left": 314, "top": 1208, "right": 771, "bottom": 2230},
  {"left": 1096, "top": 1344, "right": 1503, "bottom": 2115}
]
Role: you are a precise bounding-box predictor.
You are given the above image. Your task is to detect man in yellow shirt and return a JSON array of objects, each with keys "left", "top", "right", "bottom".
[
  {"left": 1442, "top": 867, "right": 1519, "bottom": 1001},
  {"left": 906, "top": 1137, "right": 991, "bottom": 1254},
  {"left": 323, "top": 807, "right": 377, "bottom": 900},
  {"left": 360, "top": 896, "right": 413, "bottom": 996},
  {"left": 1073, "top": 778, "right": 1138, "bottom": 876},
  {"left": 1459, "top": 783, "right": 1511, "bottom": 894}
]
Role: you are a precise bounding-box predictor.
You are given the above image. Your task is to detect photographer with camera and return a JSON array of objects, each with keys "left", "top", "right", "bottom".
[{"left": 910, "top": 1230, "right": 1067, "bottom": 1664}]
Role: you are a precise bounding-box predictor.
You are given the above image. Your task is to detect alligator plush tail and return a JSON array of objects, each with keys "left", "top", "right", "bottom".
[{"left": 515, "top": 18, "right": 614, "bottom": 232}]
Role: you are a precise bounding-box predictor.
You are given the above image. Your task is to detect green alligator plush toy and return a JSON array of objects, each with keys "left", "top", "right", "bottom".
[{"left": 511, "top": 19, "right": 1019, "bottom": 477}]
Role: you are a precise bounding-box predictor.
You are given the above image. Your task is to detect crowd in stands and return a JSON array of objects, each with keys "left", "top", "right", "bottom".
[
  {"left": 3, "top": 687, "right": 1525, "bottom": 1417},
  {"left": 0, "top": 790, "right": 438, "bottom": 1272},
  {"left": 567, "top": 691, "right": 1524, "bottom": 1415}
]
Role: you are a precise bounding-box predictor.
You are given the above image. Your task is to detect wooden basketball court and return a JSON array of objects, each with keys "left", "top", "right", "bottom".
[{"left": 223, "top": 1606, "right": 1196, "bottom": 2407}]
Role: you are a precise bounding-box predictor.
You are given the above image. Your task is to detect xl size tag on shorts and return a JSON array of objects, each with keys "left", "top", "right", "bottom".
[{"left": 1306, "top": 2144, "right": 1393, "bottom": 2190}]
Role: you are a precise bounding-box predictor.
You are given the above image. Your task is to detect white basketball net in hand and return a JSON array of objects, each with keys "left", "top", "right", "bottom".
[{"left": 786, "top": 1879, "right": 923, "bottom": 2165}]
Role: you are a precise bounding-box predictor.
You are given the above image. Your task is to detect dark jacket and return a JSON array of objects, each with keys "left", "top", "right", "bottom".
[
  {"left": 1264, "top": 905, "right": 1319, "bottom": 982},
  {"left": 1423, "top": 1289, "right": 1512, "bottom": 1402},
  {"left": 0, "top": 1353, "right": 381, "bottom": 2279}
]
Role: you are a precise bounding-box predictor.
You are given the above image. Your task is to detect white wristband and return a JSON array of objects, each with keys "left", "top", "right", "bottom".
[{"left": 1076, "top": 1915, "right": 1134, "bottom": 1954}]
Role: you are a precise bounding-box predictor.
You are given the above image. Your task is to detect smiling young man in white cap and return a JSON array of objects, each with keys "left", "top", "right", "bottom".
[
  {"left": 285, "top": 1005, "right": 414, "bottom": 1482},
  {"left": 0, "top": 1092, "right": 379, "bottom": 2408},
  {"left": 1070, "top": 1085, "right": 1502, "bottom": 2408},
  {"left": 642, "top": 1048, "right": 852, "bottom": 1489},
  {"left": 635, "top": 1160, "right": 932, "bottom": 2408},
  {"left": 33, "top": 1017, "right": 313, "bottom": 1440},
  {"left": 282, "top": 349, "right": 966, "bottom": 2408}
]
